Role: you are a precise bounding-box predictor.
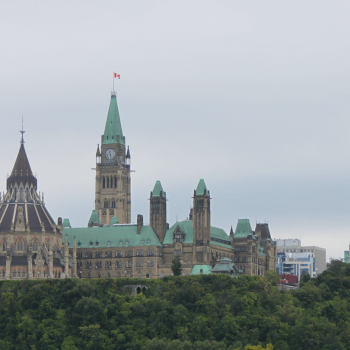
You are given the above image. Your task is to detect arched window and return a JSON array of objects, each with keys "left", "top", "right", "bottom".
[
  {"left": 111, "top": 200, "right": 116, "bottom": 208},
  {"left": 97, "top": 272, "right": 101, "bottom": 278},
  {"left": 104, "top": 200, "right": 108, "bottom": 208},
  {"left": 115, "top": 176, "right": 117, "bottom": 188},
  {"left": 17, "top": 239, "right": 23, "bottom": 251},
  {"left": 55, "top": 271, "right": 57, "bottom": 278},
  {"left": 146, "top": 272, "right": 152, "bottom": 278},
  {"left": 2, "top": 269, "right": 5, "bottom": 277},
  {"left": 44, "top": 271, "right": 46, "bottom": 278},
  {"left": 161, "top": 271, "right": 164, "bottom": 277},
  {"left": 33, "top": 239, "right": 38, "bottom": 251},
  {"left": 103, "top": 177, "right": 105, "bottom": 188},
  {"left": 107, "top": 272, "right": 111, "bottom": 277},
  {"left": 105, "top": 261, "right": 108, "bottom": 268},
  {"left": 13, "top": 269, "right": 16, "bottom": 278},
  {"left": 22, "top": 269, "right": 25, "bottom": 277},
  {"left": 107, "top": 177, "right": 109, "bottom": 188},
  {"left": 2, "top": 240, "right": 7, "bottom": 251},
  {"left": 58, "top": 271, "right": 61, "bottom": 278},
  {"left": 138, "top": 271, "right": 142, "bottom": 278},
  {"left": 110, "top": 176, "right": 113, "bottom": 188},
  {"left": 117, "top": 272, "right": 121, "bottom": 278}
]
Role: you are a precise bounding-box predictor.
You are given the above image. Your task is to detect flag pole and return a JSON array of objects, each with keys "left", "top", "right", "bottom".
[{"left": 113, "top": 72, "right": 114, "bottom": 93}]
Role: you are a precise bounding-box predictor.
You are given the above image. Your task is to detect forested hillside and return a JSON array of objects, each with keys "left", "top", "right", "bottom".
[{"left": 0, "top": 261, "right": 349, "bottom": 350}]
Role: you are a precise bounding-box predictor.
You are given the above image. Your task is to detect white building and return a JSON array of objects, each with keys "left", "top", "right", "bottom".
[{"left": 276, "top": 239, "right": 326, "bottom": 276}]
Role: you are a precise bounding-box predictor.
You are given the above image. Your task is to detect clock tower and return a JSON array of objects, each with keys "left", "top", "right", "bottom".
[{"left": 95, "top": 91, "right": 131, "bottom": 225}]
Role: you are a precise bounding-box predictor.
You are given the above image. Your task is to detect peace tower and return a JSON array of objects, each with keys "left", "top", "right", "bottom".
[{"left": 94, "top": 91, "right": 131, "bottom": 225}]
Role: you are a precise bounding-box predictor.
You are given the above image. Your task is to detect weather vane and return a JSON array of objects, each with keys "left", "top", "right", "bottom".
[{"left": 20, "top": 115, "right": 25, "bottom": 144}]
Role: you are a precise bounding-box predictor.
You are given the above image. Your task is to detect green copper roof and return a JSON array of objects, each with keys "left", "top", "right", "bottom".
[
  {"left": 163, "top": 220, "right": 233, "bottom": 249},
  {"left": 234, "top": 219, "right": 253, "bottom": 238},
  {"left": 212, "top": 258, "right": 241, "bottom": 276},
  {"left": 62, "top": 224, "right": 162, "bottom": 248},
  {"left": 190, "top": 265, "right": 212, "bottom": 275},
  {"left": 103, "top": 94, "right": 124, "bottom": 145},
  {"left": 62, "top": 219, "right": 71, "bottom": 229},
  {"left": 110, "top": 217, "right": 119, "bottom": 226},
  {"left": 88, "top": 210, "right": 101, "bottom": 225},
  {"left": 195, "top": 179, "right": 208, "bottom": 195},
  {"left": 152, "top": 181, "right": 166, "bottom": 198}
]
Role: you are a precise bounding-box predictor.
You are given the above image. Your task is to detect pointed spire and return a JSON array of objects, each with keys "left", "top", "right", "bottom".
[
  {"left": 230, "top": 226, "right": 234, "bottom": 236},
  {"left": 126, "top": 146, "right": 130, "bottom": 159},
  {"left": 8, "top": 143, "right": 37, "bottom": 189},
  {"left": 103, "top": 94, "right": 124, "bottom": 145},
  {"left": 151, "top": 180, "right": 165, "bottom": 198},
  {"left": 96, "top": 144, "right": 101, "bottom": 156},
  {"left": 195, "top": 179, "right": 208, "bottom": 195},
  {"left": 20, "top": 116, "right": 25, "bottom": 145}
]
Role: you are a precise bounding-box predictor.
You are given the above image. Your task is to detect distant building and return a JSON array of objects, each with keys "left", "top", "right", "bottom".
[
  {"left": 344, "top": 246, "right": 349, "bottom": 263},
  {"left": 276, "top": 239, "right": 326, "bottom": 275},
  {"left": 276, "top": 251, "right": 316, "bottom": 280}
]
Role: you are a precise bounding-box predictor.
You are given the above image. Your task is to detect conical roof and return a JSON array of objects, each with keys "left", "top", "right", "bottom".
[
  {"left": 7, "top": 144, "right": 37, "bottom": 189},
  {"left": 152, "top": 180, "right": 165, "bottom": 197},
  {"left": 195, "top": 179, "right": 208, "bottom": 195},
  {"left": 103, "top": 94, "right": 124, "bottom": 145}
]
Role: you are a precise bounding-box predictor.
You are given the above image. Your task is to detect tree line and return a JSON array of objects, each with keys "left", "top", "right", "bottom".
[{"left": 0, "top": 260, "right": 349, "bottom": 349}]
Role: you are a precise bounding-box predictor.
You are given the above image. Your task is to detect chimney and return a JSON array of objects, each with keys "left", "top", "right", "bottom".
[{"left": 137, "top": 214, "right": 143, "bottom": 234}]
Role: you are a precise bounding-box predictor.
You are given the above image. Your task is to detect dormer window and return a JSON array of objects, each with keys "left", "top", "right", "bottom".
[
  {"left": 119, "top": 240, "right": 123, "bottom": 246},
  {"left": 107, "top": 241, "right": 111, "bottom": 246},
  {"left": 96, "top": 241, "right": 99, "bottom": 246},
  {"left": 125, "top": 240, "right": 129, "bottom": 246},
  {"left": 147, "top": 239, "right": 150, "bottom": 244},
  {"left": 90, "top": 241, "right": 93, "bottom": 246}
]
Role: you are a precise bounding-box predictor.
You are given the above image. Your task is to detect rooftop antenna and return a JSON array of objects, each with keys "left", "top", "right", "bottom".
[{"left": 20, "top": 115, "right": 25, "bottom": 144}]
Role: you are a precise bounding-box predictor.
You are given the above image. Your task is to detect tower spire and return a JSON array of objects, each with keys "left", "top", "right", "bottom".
[{"left": 20, "top": 116, "right": 25, "bottom": 145}]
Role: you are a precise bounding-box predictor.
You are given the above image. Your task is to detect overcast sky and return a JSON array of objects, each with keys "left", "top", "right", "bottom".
[{"left": 1, "top": 1, "right": 350, "bottom": 261}]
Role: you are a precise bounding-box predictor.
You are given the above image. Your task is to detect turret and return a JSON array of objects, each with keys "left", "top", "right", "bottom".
[
  {"left": 96, "top": 144, "right": 101, "bottom": 164},
  {"left": 150, "top": 181, "right": 167, "bottom": 243},
  {"left": 192, "top": 179, "right": 211, "bottom": 264},
  {"left": 73, "top": 236, "right": 77, "bottom": 277},
  {"left": 64, "top": 234, "right": 69, "bottom": 278},
  {"left": 230, "top": 225, "right": 234, "bottom": 245}
]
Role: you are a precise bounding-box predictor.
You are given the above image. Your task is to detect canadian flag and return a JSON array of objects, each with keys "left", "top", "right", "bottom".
[{"left": 114, "top": 73, "right": 120, "bottom": 79}]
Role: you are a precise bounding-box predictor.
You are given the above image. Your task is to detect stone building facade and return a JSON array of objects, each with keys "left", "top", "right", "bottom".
[
  {"left": 1, "top": 90, "right": 276, "bottom": 280},
  {"left": 0, "top": 138, "right": 74, "bottom": 280},
  {"left": 94, "top": 91, "right": 131, "bottom": 225},
  {"left": 62, "top": 90, "right": 276, "bottom": 279}
]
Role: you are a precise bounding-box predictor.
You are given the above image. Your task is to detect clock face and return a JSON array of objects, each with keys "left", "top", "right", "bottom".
[{"left": 105, "top": 149, "right": 116, "bottom": 160}]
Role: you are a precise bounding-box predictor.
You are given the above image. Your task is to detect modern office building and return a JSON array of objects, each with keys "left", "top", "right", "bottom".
[{"left": 276, "top": 239, "right": 326, "bottom": 276}]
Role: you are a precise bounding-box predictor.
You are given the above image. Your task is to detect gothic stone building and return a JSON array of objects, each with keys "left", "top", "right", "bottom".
[
  {"left": 0, "top": 139, "right": 75, "bottom": 280},
  {"left": 62, "top": 91, "right": 276, "bottom": 279}
]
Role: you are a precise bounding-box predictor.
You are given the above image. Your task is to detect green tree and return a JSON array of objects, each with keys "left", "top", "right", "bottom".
[{"left": 172, "top": 256, "right": 182, "bottom": 276}]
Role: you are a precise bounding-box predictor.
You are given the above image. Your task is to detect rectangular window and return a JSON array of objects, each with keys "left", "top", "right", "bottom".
[
  {"left": 196, "top": 200, "right": 204, "bottom": 207},
  {"left": 175, "top": 250, "right": 182, "bottom": 256},
  {"left": 136, "top": 250, "right": 144, "bottom": 256}
]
